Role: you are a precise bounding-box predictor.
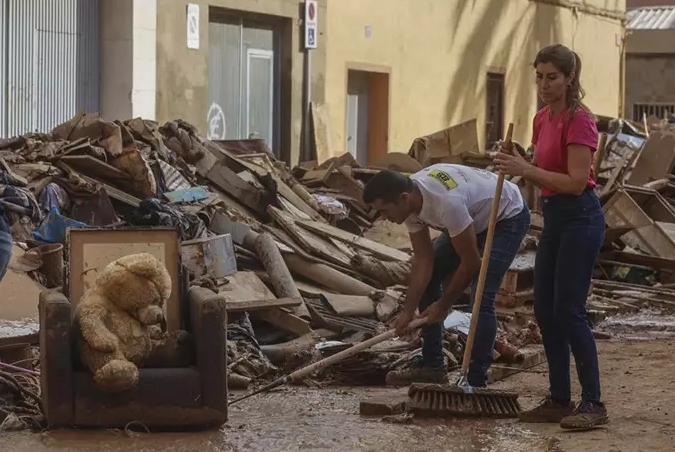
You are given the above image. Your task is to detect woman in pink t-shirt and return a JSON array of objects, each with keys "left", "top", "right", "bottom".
[{"left": 494, "top": 44, "right": 607, "bottom": 430}]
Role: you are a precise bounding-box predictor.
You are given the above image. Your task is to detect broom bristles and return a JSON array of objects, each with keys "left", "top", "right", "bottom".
[{"left": 408, "top": 383, "right": 521, "bottom": 419}]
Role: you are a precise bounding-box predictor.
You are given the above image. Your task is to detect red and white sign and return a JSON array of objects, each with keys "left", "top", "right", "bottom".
[{"left": 304, "top": 1, "right": 318, "bottom": 49}]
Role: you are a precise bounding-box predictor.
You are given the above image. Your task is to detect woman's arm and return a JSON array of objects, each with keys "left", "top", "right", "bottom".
[
  {"left": 524, "top": 149, "right": 538, "bottom": 207},
  {"left": 522, "top": 144, "right": 592, "bottom": 196}
]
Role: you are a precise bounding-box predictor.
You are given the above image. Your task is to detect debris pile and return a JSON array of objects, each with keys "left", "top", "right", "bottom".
[
  {"left": 5, "top": 109, "right": 675, "bottom": 406},
  {"left": 0, "top": 113, "right": 542, "bottom": 398}
]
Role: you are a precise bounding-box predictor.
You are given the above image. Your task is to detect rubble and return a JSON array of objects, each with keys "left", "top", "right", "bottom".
[{"left": 1, "top": 109, "right": 674, "bottom": 425}]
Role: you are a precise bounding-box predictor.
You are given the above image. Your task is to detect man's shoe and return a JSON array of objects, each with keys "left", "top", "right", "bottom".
[
  {"left": 518, "top": 396, "right": 575, "bottom": 423},
  {"left": 560, "top": 401, "right": 609, "bottom": 430},
  {"left": 385, "top": 366, "right": 449, "bottom": 386}
]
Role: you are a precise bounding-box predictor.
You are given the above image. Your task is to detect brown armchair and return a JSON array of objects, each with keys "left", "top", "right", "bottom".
[{"left": 39, "top": 286, "right": 228, "bottom": 429}]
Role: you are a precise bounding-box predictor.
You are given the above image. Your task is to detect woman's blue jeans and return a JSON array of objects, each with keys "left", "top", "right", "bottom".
[{"left": 535, "top": 189, "right": 604, "bottom": 403}]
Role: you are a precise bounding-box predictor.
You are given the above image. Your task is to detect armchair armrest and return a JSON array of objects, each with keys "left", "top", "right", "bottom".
[
  {"left": 39, "top": 290, "right": 74, "bottom": 428},
  {"left": 188, "top": 286, "right": 227, "bottom": 413}
]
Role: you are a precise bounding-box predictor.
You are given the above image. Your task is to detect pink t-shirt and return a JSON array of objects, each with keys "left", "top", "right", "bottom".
[{"left": 531, "top": 106, "right": 598, "bottom": 197}]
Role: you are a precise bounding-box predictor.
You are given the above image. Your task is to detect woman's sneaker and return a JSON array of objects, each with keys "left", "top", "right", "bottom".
[
  {"left": 518, "top": 396, "right": 574, "bottom": 423},
  {"left": 560, "top": 401, "right": 609, "bottom": 430}
]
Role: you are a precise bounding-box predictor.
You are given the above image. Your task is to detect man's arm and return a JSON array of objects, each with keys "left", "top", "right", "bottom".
[
  {"left": 437, "top": 224, "right": 482, "bottom": 310},
  {"left": 402, "top": 227, "right": 435, "bottom": 315}
]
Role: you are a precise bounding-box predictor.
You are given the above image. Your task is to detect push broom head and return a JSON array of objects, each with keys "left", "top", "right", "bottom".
[{"left": 408, "top": 383, "right": 522, "bottom": 419}]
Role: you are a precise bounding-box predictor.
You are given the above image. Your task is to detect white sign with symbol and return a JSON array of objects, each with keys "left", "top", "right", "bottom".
[
  {"left": 207, "top": 103, "right": 226, "bottom": 140},
  {"left": 304, "top": 1, "right": 318, "bottom": 49},
  {"left": 187, "top": 4, "right": 200, "bottom": 50}
]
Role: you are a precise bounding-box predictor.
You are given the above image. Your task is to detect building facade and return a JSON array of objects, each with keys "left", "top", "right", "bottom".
[
  {"left": 626, "top": 5, "right": 675, "bottom": 121},
  {"left": 1, "top": 0, "right": 626, "bottom": 165},
  {"left": 0, "top": 0, "right": 100, "bottom": 138}
]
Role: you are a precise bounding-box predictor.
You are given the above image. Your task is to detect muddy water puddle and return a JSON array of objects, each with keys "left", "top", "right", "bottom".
[
  {"left": 598, "top": 310, "right": 675, "bottom": 340},
  {"left": 5, "top": 388, "right": 564, "bottom": 452}
]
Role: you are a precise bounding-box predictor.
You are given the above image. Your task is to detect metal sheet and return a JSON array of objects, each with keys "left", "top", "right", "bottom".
[
  {"left": 627, "top": 6, "right": 675, "bottom": 30},
  {"left": 3, "top": 0, "right": 100, "bottom": 138}
]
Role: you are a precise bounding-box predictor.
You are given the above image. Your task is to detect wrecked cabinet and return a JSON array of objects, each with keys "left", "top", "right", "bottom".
[{"left": 604, "top": 186, "right": 675, "bottom": 259}]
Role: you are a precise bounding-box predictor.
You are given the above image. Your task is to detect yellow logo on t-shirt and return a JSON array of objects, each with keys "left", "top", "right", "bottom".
[{"left": 427, "top": 169, "right": 458, "bottom": 190}]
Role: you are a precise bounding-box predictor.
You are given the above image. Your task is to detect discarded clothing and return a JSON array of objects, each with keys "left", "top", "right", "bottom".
[
  {"left": 130, "top": 198, "right": 205, "bottom": 241},
  {"left": 38, "top": 182, "right": 69, "bottom": 214},
  {"left": 0, "top": 186, "right": 42, "bottom": 222}
]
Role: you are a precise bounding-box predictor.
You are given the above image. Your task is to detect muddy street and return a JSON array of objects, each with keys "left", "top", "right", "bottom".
[{"left": 2, "top": 340, "right": 673, "bottom": 452}]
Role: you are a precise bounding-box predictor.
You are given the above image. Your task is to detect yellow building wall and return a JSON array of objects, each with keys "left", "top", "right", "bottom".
[{"left": 325, "top": 0, "right": 625, "bottom": 158}]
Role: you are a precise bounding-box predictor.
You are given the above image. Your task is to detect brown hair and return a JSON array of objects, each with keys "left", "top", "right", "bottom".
[{"left": 534, "top": 44, "right": 589, "bottom": 119}]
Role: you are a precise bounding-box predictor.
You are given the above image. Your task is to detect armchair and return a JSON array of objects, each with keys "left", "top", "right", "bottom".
[{"left": 39, "top": 286, "right": 228, "bottom": 429}]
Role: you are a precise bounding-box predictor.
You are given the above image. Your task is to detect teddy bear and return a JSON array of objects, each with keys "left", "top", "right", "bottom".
[{"left": 74, "top": 252, "right": 192, "bottom": 393}]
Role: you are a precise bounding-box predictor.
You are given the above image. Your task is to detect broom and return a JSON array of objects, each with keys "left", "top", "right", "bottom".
[
  {"left": 229, "top": 317, "right": 428, "bottom": 405},
  {"left": 407, "top": 123, "right": 522, "bottom": 419}
]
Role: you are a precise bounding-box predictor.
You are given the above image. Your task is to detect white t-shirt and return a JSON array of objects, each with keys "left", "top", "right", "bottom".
[{"left": 404, "top": 164, "right": 524, "bottom": 237}]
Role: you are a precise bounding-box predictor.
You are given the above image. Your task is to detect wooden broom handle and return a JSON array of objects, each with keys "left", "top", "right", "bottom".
[
  {"left": 460, "top": 123, "right": 513, "bottom": 373},
  {"left": 287, "top": 317, "right": 428, "bottom": 382}
]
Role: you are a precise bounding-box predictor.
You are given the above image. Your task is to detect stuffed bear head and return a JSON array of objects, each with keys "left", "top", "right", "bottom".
[{"left": 93, "top": 253, "right": 172, "bottom": 325}]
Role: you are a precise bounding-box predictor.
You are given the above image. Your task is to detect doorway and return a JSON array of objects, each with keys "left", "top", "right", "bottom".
[
  {"left": 346, "top": 69, "right": 389, "bottom": 166},
  {"left": 246, "top": 48, "right": 274, "bottom": 144},
  {"left": 208, "top": 11, "right": 281, "bottom": 154}
]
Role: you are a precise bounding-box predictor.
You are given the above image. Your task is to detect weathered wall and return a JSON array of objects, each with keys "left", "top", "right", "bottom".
[
  {"left": 626, "top": 55, "right": 675, "bottom": 109},
  {"left": 155, "top": 0, "right": 326, "bottom": 163},
  {"left": 101, "top": 0, "right": 157, "bottom": 121},
  {"left": 325, "top": 0, "right": 626, "bottom": 156},
  {"left": 627, "top": 0, "right": 675, "bottom": 7}
]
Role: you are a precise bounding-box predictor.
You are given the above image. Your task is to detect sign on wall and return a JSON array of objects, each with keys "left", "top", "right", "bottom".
[
  {"left": 304, "top": 0, "right": 317, "bottom": 49},
  {"left": 187, "top": 4, "right": 200, "bottom": 50}
]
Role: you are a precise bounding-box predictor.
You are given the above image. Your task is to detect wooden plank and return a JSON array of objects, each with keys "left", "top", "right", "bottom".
[
  {"left": 60, "top": 155, "right": 131, "bottom": 181},
  {"left": 226, "top": 154, "right": 326, "bottom": 222},
  {"left": 253, "top": 308, "right": 312, "bottom": 336},
  {"left": 268, "top": 206, "right": 354, "bottom": 269},
  {"left": 225, "top": 297, "right": 302, "bottom": 313},
  {"left": 206, "top": 161, "right": 273, "bottom": 216},
  {"left": 297, "top": 219, "right": 411, "bottom": 262},
  {"left": 311, "top": 102, "right": 333, "bottom": 164},
  {"left": 217, "top": 271, "right": 311, "bottom": 335}
]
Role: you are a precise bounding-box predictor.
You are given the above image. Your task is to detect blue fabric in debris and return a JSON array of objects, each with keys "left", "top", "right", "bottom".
[{"left": 32, "top": 206, "right": 87, "bottom": 243}]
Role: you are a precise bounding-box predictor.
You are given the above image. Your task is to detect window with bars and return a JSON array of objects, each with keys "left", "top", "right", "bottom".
[{"left": 632, "top": 103, "right": 675, "bottom": 122}]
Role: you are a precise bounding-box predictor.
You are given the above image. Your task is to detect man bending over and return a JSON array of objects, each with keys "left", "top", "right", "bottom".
[{"left": 363, "top": 164, "right": 530, "bottom": 386}]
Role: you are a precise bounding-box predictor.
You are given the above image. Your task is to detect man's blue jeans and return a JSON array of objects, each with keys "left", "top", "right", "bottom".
[
  {"left": 535, "top": 189, "right": 604, "bottom": 403},
  {"left": 419, "top": 206, "right": 530, "bottom": 387}
]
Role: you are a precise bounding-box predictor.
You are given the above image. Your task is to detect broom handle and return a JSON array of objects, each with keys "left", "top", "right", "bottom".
[
  {"left": 287, "top": 317, "right": 428, "bottom": 382},
  {"left": 460, "top": 123, "right": 513, "bottom": 374}
]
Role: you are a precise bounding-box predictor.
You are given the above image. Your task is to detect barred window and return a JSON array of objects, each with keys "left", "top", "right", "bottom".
[{"left": 632, "top": 103, "right": 675, "bottom": 122}]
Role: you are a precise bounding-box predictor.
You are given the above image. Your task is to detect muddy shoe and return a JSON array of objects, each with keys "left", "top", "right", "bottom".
[
  {"left": 518, "top": 396, "right": 574, "bottom": 423},
  {"left": 560, "top": 401, "right": 609, "bottom": 430},
  {"left": 385, "top": 366, "right": 449, "bottom": 386}
]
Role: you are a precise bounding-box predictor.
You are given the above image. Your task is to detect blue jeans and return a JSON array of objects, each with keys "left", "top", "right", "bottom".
[
  {"left": 0, "top": 215, "right": 12, "bottom": 281},
  {"left": 419, "top": 206, "right": 530, "bottom": 387},
  {"left": 535, "top": 189, "right": 604, "bottom": 403}
]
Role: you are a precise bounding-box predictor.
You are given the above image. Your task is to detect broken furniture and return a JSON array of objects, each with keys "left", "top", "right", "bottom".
[
  {"left": 39, "top": 286, "right": 227, "bottom": 429},
  {"left": 41, "top": 226, "right": 227, "bottom": 429}
]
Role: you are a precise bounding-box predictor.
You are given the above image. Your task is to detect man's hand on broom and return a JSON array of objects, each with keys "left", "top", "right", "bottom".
[
  {"left": 419, "top": 300, "right": 451, "bottom": 325},
  {"left": 392, "top": 308, "right": 416, "bottom": 336}
]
